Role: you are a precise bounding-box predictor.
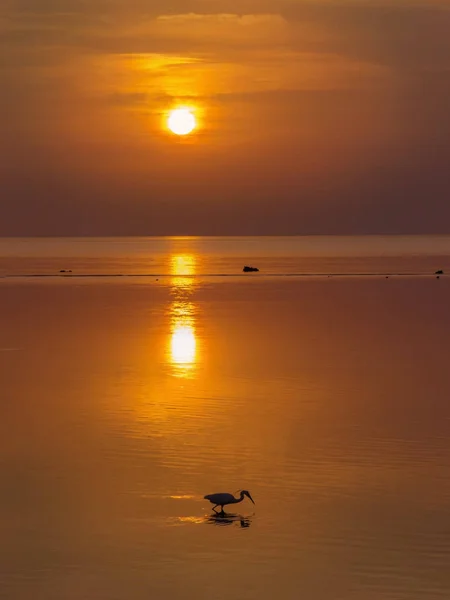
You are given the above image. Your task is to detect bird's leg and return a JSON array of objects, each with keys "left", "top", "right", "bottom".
[
  {"left": 212, "top": 505, "right": 219, "bottom": 513},
  {"left": 220, "top": 506, "right": 225, "bottom": 515}
]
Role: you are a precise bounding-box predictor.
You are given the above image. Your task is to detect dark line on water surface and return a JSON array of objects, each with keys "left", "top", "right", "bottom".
[{"left": 0, "top": 273, "right": 445, "bottom": 279}]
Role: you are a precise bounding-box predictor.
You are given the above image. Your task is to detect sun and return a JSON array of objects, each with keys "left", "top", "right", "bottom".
[{"left": 167, "top": 108, "right": 196, "bottom": 136}]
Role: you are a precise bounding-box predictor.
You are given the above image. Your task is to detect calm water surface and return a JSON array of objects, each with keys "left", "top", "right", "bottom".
[
  {"left": 1, "top": 235, "right": 450, "bottom": 276},
  {"left": 1, "top": 237, "right": 450, "bottom": 599}
]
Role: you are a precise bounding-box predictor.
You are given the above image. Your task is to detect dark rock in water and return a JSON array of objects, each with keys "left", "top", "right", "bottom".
[
  {"left": 243, "top": 266, "right": 259, "bottom": 273},
  {"left": 437, "top": 276, "right": 440, "bottom": 280},
  {"left": 435, "top": 269, "right": 444, "bottom": 275}
]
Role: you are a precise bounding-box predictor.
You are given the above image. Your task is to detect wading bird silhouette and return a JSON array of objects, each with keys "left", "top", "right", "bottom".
[{"left": 204, "top": 490, "right": 255, "bottom": 514}]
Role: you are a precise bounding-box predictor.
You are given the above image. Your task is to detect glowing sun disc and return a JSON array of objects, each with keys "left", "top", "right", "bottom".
[{"left": 168, "top": 109, "right": 196, "bottom": 136}]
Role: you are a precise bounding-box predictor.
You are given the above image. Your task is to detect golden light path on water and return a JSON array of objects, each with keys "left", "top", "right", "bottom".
[{"left": 168, "top": 254, "right": 198, "bottom": 377}]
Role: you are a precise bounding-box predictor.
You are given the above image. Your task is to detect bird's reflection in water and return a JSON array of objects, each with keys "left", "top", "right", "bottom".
[
  {"left": 171, "top": 513, "right": 252, "bottom": 528},
  {"left": 205, "top": 512, "right": 252, "bottom": 528}
]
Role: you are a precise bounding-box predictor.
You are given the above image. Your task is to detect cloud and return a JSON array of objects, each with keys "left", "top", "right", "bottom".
[
  {"left": 4, "top": 2, "right": 449, "bottom": 75},
  {"left": 284, "top": 1, "right": 450, "bottom": 72},
  {"left": 156, "top": 13, "right": 286, "bottom": 25},
  {"left": 145, "top": 12, "right": 290, "bottom": 51}
]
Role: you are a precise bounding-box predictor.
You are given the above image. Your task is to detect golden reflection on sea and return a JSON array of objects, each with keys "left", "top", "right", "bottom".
[{"left": 168, "top": 254, "right": 199, "bottom": 378}]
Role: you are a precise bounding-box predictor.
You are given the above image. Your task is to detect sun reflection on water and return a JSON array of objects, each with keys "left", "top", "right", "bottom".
[
  {"left": 168, "top": 254, "right": 198, "bottom": 377},
  {"left": 171, "top": 324, "right": 196, "bottom": 366}
]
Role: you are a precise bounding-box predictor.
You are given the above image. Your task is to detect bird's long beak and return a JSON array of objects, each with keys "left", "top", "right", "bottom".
[{"left": 246, "top": 492, "right": 255, "bottom": 504}]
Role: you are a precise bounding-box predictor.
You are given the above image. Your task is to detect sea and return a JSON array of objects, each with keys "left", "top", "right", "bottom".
[{"left": 1, "top": 236, "right": 450, "bottom": 600}]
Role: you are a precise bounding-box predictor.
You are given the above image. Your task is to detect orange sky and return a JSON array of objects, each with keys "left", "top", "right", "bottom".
[{"left": 2, "top": 0, "right": 450, "bottom": 235}]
